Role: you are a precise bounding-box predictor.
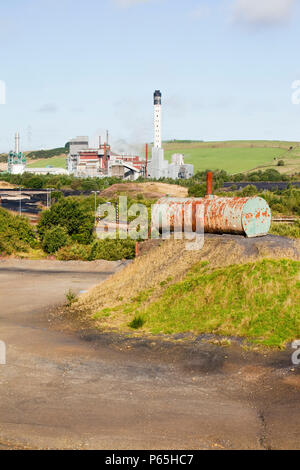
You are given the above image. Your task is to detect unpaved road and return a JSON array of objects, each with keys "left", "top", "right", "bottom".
[{"left": 0, "top": 259, "right": 300, "bottom": 450}]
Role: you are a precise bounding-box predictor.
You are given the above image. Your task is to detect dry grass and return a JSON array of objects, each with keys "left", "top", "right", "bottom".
[
  {"left": 0, "top": 181, "right": 16, "bottom": 189},
  {"left": 100, "top": 182, "right": 188, "bottom": 199}
]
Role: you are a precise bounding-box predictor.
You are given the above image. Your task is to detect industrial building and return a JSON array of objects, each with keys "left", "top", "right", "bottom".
[
  {"left": 8, "top": 133, "right": 26, "bottom": 175},
  {"left": 7, "top": 133, "right": 68, "bottom": 176},
  {"left": 67, "top": 136, "right": 146, "bottom": 180},
  {"left": 148, "top": 91, "right": 194, "bottom": 180}
]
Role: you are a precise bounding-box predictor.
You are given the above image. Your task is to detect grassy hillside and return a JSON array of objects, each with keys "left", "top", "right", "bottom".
[
  {"left": 163, "top": 140, "right": 300, "bottom": 175},
  {"left": 27, "top": 155, "right": 66, "bottom": 168},
  {"left": 70, "top": 237, "right": 300, "bottom": 348},
  {"left": 26, "top": 145, "right": 68, "bottom": 160},
  {"left": 133, "top": 259, "right": 300, "bottom": 348}
]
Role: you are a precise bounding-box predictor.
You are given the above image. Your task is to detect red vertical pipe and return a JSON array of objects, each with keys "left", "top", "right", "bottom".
[{"left": 206, "top": 171, "right": 213, "bottom": 196}]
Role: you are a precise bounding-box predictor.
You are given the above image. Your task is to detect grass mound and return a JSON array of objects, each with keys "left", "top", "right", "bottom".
[
  {"left": 71, "top": 236, "right": 300, "bottom": 347},
  {"left": 138, "top": 259, "right": 300, "bottom": 348}
]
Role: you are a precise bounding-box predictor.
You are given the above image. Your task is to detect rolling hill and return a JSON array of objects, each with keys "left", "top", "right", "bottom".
[{"left": 163, "top": 140, "right": 300, "bottom": 174}]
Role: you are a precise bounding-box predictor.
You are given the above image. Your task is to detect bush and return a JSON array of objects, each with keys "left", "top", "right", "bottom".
[
  {"left": 56, "top": 243, "right": 91, "bottom": 260},
  {"left": 277, "top": 160, "right": 285, "bottom": 166},
  {"left": 42, "top": 226, "right": 69, "bottom": 254},
  {"left": 129, "top": 315, "right": 145, "bottom": 329},
  {"left": 0, "top": 208, "right": 37, "bottom": 255},
  {"left": 65, "top": 289, "right": 78, "bottom": 306},
  {"left": 188, "top": 183, "right": 207, "bottom": 197},
  {"left": 89, "top": 238, "right": 136, "bottom": 261},
  {"left": 240, "top": 185, "right": 258, "bottom": 197},
  {"left": 38, "top": 197, "right": 94, "bottom": 244}
]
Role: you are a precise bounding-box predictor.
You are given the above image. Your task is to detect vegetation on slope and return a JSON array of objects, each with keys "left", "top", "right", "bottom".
[
  {"left": 70, "top": 238, "right": 300, "bottom": 348},
  {"left": 0, "top": 208, "right": 37, "bottom": 255},
  {"left": 26, "top": 143, "right": 69, "bottom": 160},
  {"left": 158, "top": 141, "right": 300, "bottom": 176},
  {"left": 163, "top": 140, "right": 300, "bottom": 174},
  {"left": 134, "top": 259, "right": 300, "bottom": 348},
  {"left": 0, "top": 194, "right": 137, "bottom": 260},
  {"left": 270, "top": 221, "right": 300, "bottom": 239},
  {"left": 27, "top": 156, "right": 67, "bottom": 169}
]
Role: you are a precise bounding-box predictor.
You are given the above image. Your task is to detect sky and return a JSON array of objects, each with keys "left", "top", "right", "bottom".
[{"left": 1, "top": 0, "right": 300, "bottom": 152}]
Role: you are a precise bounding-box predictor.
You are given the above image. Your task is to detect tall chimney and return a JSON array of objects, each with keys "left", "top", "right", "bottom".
[
  {"left": 153, "top": 90, "right": 162, "bottom": 149},
  {"left": 15, "top": 132, "right": 20, "bottom": 154}
]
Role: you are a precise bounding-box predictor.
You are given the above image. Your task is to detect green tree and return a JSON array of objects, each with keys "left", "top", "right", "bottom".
[
  {"left": 38, "top": 197, "right": 94, "bottom": 244},
  {"left": 42, "top": 226, "right": 69, "bottom": 254}
]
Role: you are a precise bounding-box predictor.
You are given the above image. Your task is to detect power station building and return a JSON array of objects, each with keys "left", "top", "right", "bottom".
[
  {"left": 148, "top": 90, "right": 194, "bottom": 180},
  {"left": 67, "top": 136, "right": 146, "bottom": 180}
]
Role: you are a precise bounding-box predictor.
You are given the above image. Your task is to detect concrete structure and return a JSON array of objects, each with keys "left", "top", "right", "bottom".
[
  {"left": 109, "top": 158, "right": 142, "bottom": 180},
  {"left": 172, "top": 154, "right": 185, "bottom": 166},
  {"left": 148, "top": 91, "right": 194, "bottom": 180},
  {"left": 68, "top": 136, "right": 89, "bottom": 174}
]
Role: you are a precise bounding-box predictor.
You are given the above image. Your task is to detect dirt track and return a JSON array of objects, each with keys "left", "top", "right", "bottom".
[{"left": 0, "top": 258, "right": 300, "bottom": 450}]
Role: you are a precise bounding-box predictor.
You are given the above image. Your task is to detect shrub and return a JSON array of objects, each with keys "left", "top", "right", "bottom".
[
  {"left": 129, "top": 315, "right": 145, "bottom": 329},
  {"left": 56, "top": 243, "right": 91, "bottom": 260},
  {"left": 188, "top": 183, "right": 207, "bottom": 197},
  {"left": 38, "top": 197, "right": 94, "bottom": 244},
  {"left": 0, "top": 208, "right": 37, "bottom": 255},
  {"left": 65, "top": 289, "right": 77, "bottom": 306},
  {"left": 89, "top": 238, "right": 136, "bottom": 261},
  {"left": 240, "top": 185, "right": 258, "bottom": 197},
  {"left": 42, "top": 226, "right": 69, "bottom": 254}
]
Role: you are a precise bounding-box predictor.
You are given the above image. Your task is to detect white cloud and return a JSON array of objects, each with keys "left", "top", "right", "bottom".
[
  {"left": 37, "top": 103, "right": 58, "bottom": 113},
  {"left": 190, "top": 4, "right": 211, "bottom": 20},
  {"left": 232, "top": 0, "right": 296, "bottom": 26},
  {"left": 113, "top": 0, "right": 151, "bottom": 7}
]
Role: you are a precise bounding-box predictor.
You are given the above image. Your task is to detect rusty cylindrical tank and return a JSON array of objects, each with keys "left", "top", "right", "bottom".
[{"left": 152, "top": 196, "right": 271, "bottom": 238}]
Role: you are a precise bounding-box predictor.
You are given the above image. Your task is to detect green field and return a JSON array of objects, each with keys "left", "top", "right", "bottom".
[
  {"left": 27, "top": 155, "right": 66, "bottom": 169},
  {"left": 163, "top": 140, "right": 300, "bottom": 174}
]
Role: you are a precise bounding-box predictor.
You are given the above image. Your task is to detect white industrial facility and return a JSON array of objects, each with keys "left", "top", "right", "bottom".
[{"left": 148, "top": 90, "right": 194, "bottom": 179}]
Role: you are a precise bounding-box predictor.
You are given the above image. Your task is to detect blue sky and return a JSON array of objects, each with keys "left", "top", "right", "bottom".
[{"left": 1, "top": 0, "right": 300, "bottom": 152}]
